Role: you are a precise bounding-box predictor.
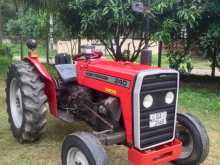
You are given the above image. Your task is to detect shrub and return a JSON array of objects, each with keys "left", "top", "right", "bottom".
[
  {"left": 0, "top": 43, "right": 13, "bottom": 59},
  {"left": 167, "top": 51, "right": 193, "bottom": 73}
]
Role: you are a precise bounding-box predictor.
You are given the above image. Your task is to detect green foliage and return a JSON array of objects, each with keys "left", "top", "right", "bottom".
[
  {"left": 5, "top": 9, "right": 47, "bottom": 39},
  {"left": 152, "top": 0, "right": 203, "bottom": 71},
  {"left": 0, "top": 56, "right": 13, "bottom": 78},
  {"left": 0, "top": 43, "right": 13, "bottom": 58},
  {"left": 192, "top": 0, "right": 220, "bottom": 76},
  {"left": 200, "top": 24, "right": 220, "bottom": 76},
  {"left": 15, "top": 0, "right": 220, "bottom": 74},
  {"left": 200, "top": 24, "right": 220, "bottom": 58},
  {"left": 58, "top": 0, "right": 149, "bottom": 61},
  {"left": 167, "top": 51, "right": 193, "bottom": 73},
  {"left": 0, "top": 0, "right": 17, "bottom": 36}
]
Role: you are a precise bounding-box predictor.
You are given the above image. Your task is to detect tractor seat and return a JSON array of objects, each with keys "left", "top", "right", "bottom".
[{"left": 55, "top": 64, "right": 77, "bottom": 83}]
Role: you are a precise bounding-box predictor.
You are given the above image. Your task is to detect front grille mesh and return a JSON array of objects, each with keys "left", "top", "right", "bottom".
[{"left": 139, "top": 73, "right": 178, "bottom": 149}]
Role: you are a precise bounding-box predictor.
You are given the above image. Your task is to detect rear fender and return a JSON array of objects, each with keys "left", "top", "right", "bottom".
[{"left": 24, "top": 57, "right": 58, "bottom": 117}]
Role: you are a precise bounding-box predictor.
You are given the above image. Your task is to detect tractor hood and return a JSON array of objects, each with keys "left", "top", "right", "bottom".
[{"left": 84, "top": 59, "right": 159, "bottom": 80}]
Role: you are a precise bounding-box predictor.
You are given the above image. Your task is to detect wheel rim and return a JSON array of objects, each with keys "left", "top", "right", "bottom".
[
  {"left": 176, "top": 124, "right": 194, "bottom": 159},
  {"left": 67, "top": 147, "right": 89, "bottom": 165},
  {"left": 10, "top": 78, "right": 23, "bottom": 129}
]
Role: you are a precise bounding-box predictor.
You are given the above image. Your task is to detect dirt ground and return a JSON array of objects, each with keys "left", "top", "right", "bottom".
[
  {"left": 0, "top": 79, "right": 220, "bottom": 165},
  {"left": 1, "top": 108, "right": 220, "bottom": 165}
]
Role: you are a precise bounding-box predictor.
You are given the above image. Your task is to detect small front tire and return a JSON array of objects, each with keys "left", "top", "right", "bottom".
[
  {"left": 62, "top": 132, "right": 110, "bottom": 165},
  {"left": 173, "top": 113, "right": 209, "bottom": 165}
]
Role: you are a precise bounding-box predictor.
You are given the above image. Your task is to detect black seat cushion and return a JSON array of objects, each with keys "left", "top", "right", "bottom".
[
  {"left": 55, "top": 53, "right": 71, "bottom": 64},
  {"left": 55, "top": 64, "right": 77, "bottom": 83}
]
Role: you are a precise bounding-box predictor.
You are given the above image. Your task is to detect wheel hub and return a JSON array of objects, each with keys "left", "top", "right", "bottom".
[
  {"left": 67, "top": 147, "right": 89, "bottom": 165},
  {"left": 10, "top": 78, "right": 23, "bottom": 129},
  {"left": 176, "top": 125, "right": 194, "bottom": 159}
]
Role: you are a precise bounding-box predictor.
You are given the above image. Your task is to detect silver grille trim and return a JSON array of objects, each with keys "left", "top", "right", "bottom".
[{"left": 133, "top": 69, "right": 179, "bottom": 150}]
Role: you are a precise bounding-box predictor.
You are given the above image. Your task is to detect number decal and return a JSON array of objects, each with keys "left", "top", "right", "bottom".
[{"left": 85, "top": 71, "right": 130, "bottom": 88}]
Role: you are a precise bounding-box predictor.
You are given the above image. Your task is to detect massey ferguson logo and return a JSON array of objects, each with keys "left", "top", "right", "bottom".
[{"left": 85, "top": 71, "right": 130, "bottom": 88}]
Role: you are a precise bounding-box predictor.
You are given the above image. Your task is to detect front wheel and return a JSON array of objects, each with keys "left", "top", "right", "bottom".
[
  {"left": 62, "top": 132, "right": 110, "bottom": 165},
  {"left": 173, "top": 113, "right": 209, "bottom": 165}
]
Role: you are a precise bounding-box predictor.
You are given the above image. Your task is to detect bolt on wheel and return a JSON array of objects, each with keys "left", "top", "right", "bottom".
[{"left": 67, "top": 147, "right": 89, "bottom": 165}]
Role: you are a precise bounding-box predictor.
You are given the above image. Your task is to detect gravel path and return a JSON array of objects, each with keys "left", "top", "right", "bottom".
[{"left": 191, "top": 68, "right": 220, "bottom": 77}]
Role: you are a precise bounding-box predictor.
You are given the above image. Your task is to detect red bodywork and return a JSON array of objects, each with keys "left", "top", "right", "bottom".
[
  {"left": 128, "top": 139, "right": 182, "bottom": 165},
  {"left": 24, "top": 56, "right": 182, "bottom": 165},
  {"left": 24, "top": 57, "right": 58, "bottom": 117},
  {"left": 76, "top": 59, "right": 158, "bottom": 144}
]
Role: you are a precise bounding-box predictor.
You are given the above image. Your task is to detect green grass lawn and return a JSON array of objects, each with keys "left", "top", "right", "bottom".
[{"left": 0, "top": 57, "right": 219, "bottom": 165}]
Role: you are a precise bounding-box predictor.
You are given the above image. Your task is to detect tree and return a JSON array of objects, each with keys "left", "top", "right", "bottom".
[
  {"left": 200, "top": 25, "right": 220, "bottom": 77},
  {"left": 57, "top": 0, "right": 153, "bottom": 61},
  {"left": 194, "top": 0, "right": 220, "bottom": 77},
  {"left": 159, "top": 0, "right": 220, "bottom": 76},
  {"left": 0, "top": 0, "right": 17, "bottom": 43},
  {"left": 18, "top": 0, "right": 64, "bottom": 62},
  {"left": 6, "top": 9, "right": 48, "bottom": 59},
  {"left": 151, "top": 0, "right": 202, "bottom": 72}
]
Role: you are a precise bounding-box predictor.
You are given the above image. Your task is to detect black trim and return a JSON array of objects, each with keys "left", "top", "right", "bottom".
[{"left": 84, "top": 71, "right": 131, "bottom": 88}]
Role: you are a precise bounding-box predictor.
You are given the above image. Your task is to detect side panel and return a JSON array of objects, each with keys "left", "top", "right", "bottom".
[
  {"left": 77, "top": 63, "right": 135, "bottom": 145},
  {"left": 24, "top": 57, "right": 58, "bottom": 117}
]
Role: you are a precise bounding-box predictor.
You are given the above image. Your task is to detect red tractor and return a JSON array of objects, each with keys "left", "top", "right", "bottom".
[{"left": 6, "top": 39, "right": 209, "bottom": 165}]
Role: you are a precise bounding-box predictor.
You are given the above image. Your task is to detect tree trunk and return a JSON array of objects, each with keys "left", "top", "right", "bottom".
[
  {"left": 211, "top": 47, "right": 217, "bottom": 77},
  {"left": 158, "top": 41, "right": 163, "bottom": 67},
  {"left": 49, "top": 14, "right": 54, "bottom": 50},
  {"left": 70, "top": 40, "right": 74, "bottom": 57},
  {"left": 115, "top": 37, "right": 123, "bottom": 61},
  {"left": 46, "top": 38, "right": 49, "bottom": 64},
  {"left": 46, "top": 14, "right": 50, "bottom": 64},
  {"left": 0, "top": 3, "right": 3, "bottom": 44},
  {"left": 116, "top": 46, "right": 123, "bottom": 61},
  {"left": 20, "top": 35, "right": 23, "bottom": 60},
  {"left": 78, "top": 37, "right": 81, "bottom": 54}
]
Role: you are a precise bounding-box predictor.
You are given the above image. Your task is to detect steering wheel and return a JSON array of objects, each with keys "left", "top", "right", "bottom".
[{"left": 73, "top": 51, "right": 103, "bottom": 61}]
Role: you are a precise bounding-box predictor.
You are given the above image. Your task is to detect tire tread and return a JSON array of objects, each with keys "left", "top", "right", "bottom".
[{"left": 6, "top": 61, "right": 48, "bottom": 143}]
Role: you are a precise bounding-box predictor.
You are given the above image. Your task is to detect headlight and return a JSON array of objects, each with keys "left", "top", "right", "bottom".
[
  {"left": 143, "top": 94, "right": 153, "bottom": 109},
  {"left": 165, "top": 91, "right": 175, "bottom": 104}
]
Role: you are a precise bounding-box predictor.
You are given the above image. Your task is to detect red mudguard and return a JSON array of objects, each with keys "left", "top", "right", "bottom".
[
  {"left": 128, "top": 139, "right": 182, "bottom": 165},
  {"left": 24, "top": 57, "right": 58, "bottom": 117}
]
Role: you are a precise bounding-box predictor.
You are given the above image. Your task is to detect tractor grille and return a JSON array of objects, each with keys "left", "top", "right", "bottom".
[{"left": 133, "top": 70, "right": 179, "bottom": 150}]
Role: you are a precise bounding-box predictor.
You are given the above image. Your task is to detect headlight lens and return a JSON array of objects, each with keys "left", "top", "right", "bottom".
[
  {"left": 165, "top": 91, "right": 175, "bottom": 104},
  {"left": 143, "top": 94, "right": 153, "bottom": 109}
]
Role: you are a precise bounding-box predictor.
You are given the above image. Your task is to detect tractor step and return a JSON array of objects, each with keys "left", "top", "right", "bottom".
[{"left": 58, "top": 111, "right": 75, "bottom": 123}]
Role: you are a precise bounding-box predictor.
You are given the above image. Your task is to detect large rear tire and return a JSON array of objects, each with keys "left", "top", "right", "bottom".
[
  {"left": 173, "top": 113, "right": 209, "bottom": 165},
  {"left": 6, "top": 61, "right": 48, "bottom": 143},
  {"left": 62, "top": 132, "right": 110, "bottom": 165}
]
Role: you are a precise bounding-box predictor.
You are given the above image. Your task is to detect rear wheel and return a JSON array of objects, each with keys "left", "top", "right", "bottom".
[
  {"left": 173, "top": 113, "right": 209, "bottom": 165},
  {"left": 6, "top": 61, "right": 48, "bottom": 143},
  {"left": 62, "top": 132, "right": 109, "bottom": 165}
]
